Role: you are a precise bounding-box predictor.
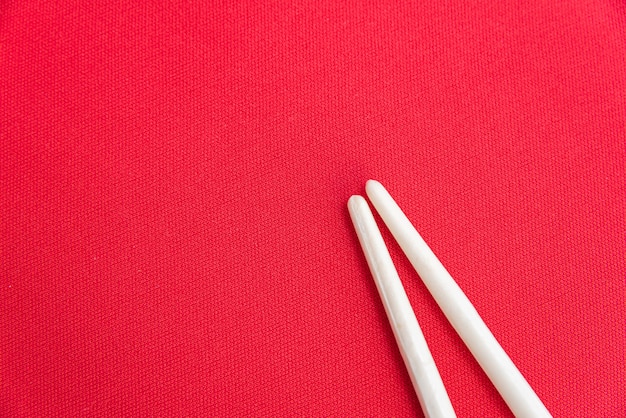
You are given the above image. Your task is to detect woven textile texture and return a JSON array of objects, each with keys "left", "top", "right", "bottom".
[{"left": 1, "top": 1, "right": 624, "bottom": 416}]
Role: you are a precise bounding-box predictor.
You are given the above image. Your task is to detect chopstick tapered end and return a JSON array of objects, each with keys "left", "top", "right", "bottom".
[
  {"left": 347, "top": 194, "right": 368, "bottom": 213},
  {"left": 365, "top": 179, "right": 385, "bottom": 199}
]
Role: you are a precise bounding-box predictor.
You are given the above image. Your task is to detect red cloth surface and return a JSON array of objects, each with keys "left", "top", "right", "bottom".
[{"left": 1, "top": 1, "right": 624, "bottom": 416}]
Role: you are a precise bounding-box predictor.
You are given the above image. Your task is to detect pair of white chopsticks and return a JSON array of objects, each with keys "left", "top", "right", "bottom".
[{"left": 348, "top": 180, "right": 551, "bottom": 418}]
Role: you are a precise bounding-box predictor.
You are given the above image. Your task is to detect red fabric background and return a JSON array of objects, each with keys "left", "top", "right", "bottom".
[{"left": 1, "top": 1, "right": 624, "bottom": 416}]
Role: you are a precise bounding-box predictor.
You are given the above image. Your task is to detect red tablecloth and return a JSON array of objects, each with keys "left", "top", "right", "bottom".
[{"left": 2, "top": 1, "right": 624, "bottom": 416}]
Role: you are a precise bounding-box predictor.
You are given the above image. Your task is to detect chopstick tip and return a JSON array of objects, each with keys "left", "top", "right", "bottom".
[
  {"left": 365, "top": 179, "right": 384, "bottom": 197},
  {"left": 347, "top": 195, "right": 366, "bottom": 210}
]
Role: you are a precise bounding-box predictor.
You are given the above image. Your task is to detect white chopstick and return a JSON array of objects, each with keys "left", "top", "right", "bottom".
[
  {"left": 364, "top": 180, "right": 552, "bottom": 418},
  {"left": 348, "top": 195, "right": 457, "bottom": 418}
]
